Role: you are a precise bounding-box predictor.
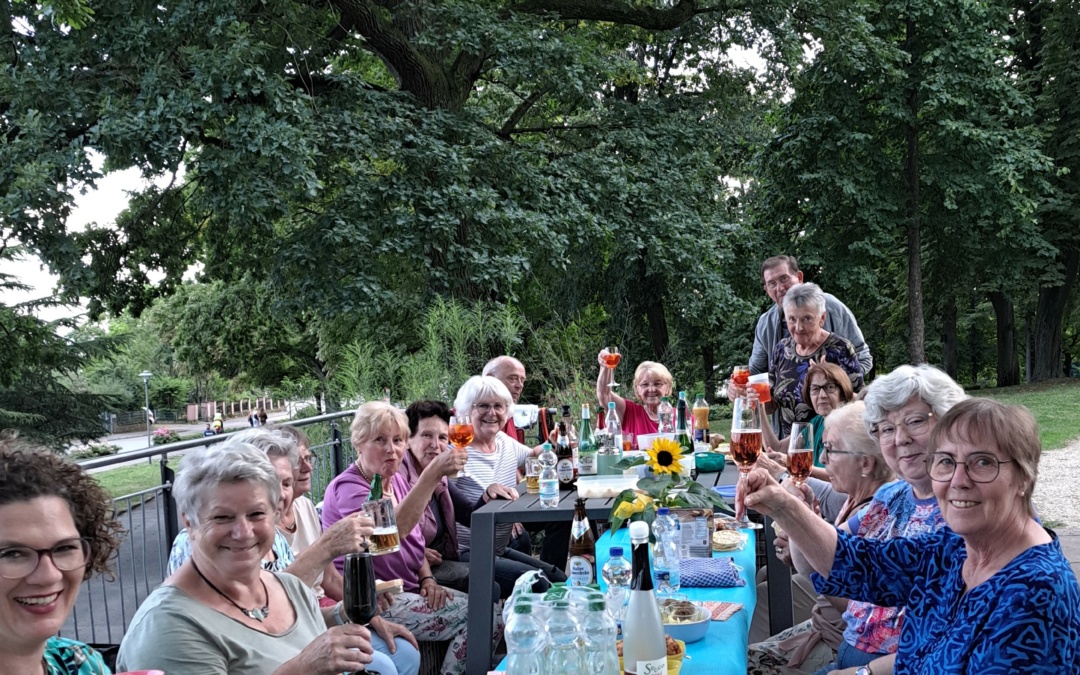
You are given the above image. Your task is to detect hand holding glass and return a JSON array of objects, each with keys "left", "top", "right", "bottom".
[
  {"left": 787, "top": 422, "right": 813, "bottom": 487},
  {"left": 448, "top": 414, "right": 473, "bottom": 478},
  {"left": 730, "top": 396, "right": 764, "bottom": 530},
  {"left": 362, "top": 498, "right": 400, "bottom": 555},
  {"left": 602, "top": 346, "right": 621, "bottom": 387}
]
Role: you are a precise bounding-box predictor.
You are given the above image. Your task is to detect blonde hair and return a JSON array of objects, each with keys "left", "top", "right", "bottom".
[
  {"left": 633, "top": 361, "right": 674, "bottom": 393},
  {"left": 350, "top": 401, "right": 410, "bottom": 448}
]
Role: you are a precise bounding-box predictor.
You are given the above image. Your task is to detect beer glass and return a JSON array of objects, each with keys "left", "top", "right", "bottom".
[
  {"left": 362, "top": 498, "right": 400, "bottom": 555},
  {"left": 602, "top": 346, "right": 621, "bottom": 387},
  {"left": 448, "top": 414, "right": 473, "bottom": 478},
  {"left": 525, "top": 457, "right": 541, "bottom": 494},
  {"left": 787, "top": 422, "right": 813, "bottom": 487},
  {"left": 730, "top": 396, "right": 764, "bottom": 530}
]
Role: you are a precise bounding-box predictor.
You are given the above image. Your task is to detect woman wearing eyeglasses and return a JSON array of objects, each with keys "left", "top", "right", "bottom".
[
  {"left": 450, "top": 376, "right": 567, "bottom": 598},
  {"left": 0, "top": 439, "right": 122, "bottom": 675},
  {"left": 745, "top": 397, "right": 1080, "bottom": 674}
]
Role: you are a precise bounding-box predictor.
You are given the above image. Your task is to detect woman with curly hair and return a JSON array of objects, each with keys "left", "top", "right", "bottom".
[{"left": 0, "top": 437, "right": 123, "bottom": 675}]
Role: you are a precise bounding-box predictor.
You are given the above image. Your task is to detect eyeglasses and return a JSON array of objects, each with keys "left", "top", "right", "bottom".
[
  {"left": 473, "top": 403, "right": 507, "bottom": 414},
  {"left": 299, "top": 453, "right": 317, "bottom": 467},
  {"left": 821, "top": 442, "right": 860, "bottom": 457},
  {"left": 0, "top": 539, "right": 90, "bottom": 579},
  {"left": 809, "top": 383, "right": 839, "bottom": 397},
  {"left": 873, "top": 412, "right": 933, "bottom": 442},
  {"left": 765, "top": 274, "right": 793, "bottom": 290},
  {"left": 929, "top": 453, "right": 1013, "bottom": 483}
]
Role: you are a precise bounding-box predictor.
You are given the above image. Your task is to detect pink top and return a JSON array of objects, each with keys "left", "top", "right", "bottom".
[
  {"left": 321, "top": 464, "right": 427, "bottom": 592},
  {"left": 622, "top": 399, "right": 659, "bottom": 439}
]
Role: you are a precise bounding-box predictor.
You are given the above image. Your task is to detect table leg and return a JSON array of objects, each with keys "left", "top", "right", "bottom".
[
  {"left": 764, "top": 515, "right": 794, "bottom": 635},
  {"left": 466, "top": 508, "right": 497, "bottom": 674}
]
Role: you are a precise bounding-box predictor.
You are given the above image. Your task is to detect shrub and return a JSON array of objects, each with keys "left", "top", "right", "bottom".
[
  {"left": 151, "top": 427, "right": 181, "bottom": 445},
  {"left": 70, "top": 444, "right": 121, "bottom": 460}
]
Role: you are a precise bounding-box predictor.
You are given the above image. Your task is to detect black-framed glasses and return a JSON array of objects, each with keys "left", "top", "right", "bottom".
[
  {"left": 928, "top": 453, "right": 1013, "bottom": 483},
  {"left": 821, "top": 442, "right": 860, "bottom": 457},
  {"left": 765, "top": 274, "right": 793, "bottom": 290},
  {"left": 0, "top": 539, "right": 90, "bottom": 579},
  {"left": 873, "top": 412, "right": 934, "bottom": 442},
  {"left": 809, "top": 383, "right": 839, "bottom": 397}
]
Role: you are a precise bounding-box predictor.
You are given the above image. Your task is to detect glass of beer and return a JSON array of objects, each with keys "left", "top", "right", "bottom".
[
  {"left": 730, "top": 396, "right": 764, "bottom": 530},
  {"left": 603, "top": 346, "right": 621, "bottom": 387},
  {"left": 525, "top": 457, "right": 541, "bottom": 494},
  {"left": 448, "top": 414, "right": 473, "bottom": 478},
  {"left": 362, "top": 498, "right": 400, "bottom": 555},
  {"left": 787, "top": 422, "right": 813, "bottom": 487}
]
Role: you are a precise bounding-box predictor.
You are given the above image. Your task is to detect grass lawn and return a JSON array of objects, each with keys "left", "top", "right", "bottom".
[
  {"left": 974, "top": 378, "right": 1080, "bottom": 451},
  {"left": 93, "top": 459, "right": 179, "bottom": 499}
]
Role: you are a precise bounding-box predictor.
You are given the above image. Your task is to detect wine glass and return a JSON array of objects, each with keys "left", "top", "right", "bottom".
[
  {"left": 787, "top": 422, "right": 813, "bottom": 488},
  {"left": 343, "top": 552, "right": 378, "bottom": 625},
  {"left": 448, "top": 414, "right": 473, "bottom": 478},
  {"left": 602, "top": 345, "right": 621, "bottom": 387},
  {"left": 730, "top": 396, "right": 764, "bottom": 530}
]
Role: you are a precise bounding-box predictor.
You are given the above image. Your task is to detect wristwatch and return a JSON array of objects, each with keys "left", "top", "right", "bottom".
[{"left": 855, "top": 666, "right": 874, "bottom": 675}]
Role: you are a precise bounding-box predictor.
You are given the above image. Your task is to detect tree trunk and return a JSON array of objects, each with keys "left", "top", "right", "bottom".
[
  {"left": 969, "top": 297, "right": 979, "bottom": 385},
  {"left": 988, "top": 291, "right": 1020, "bottom": 387},
  {"left": 941, "top": 299, "right": 958, "bottom": 379},
  {"left": 702, "top": 344, "right": 716, "bottom": 401},
  {"left": 636, "top": 255, "right": 670, "bottom": 361},
  {"left": 904, "top": 17, "right": 925, "bottom": 365},
  {"left": 1031, "top": 247, "right": 1079, "bottom": 381}
]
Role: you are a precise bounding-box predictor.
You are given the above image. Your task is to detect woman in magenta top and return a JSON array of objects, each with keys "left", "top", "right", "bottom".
[{"left": 596, "top": 348, "right": 674, "bottom": 442}]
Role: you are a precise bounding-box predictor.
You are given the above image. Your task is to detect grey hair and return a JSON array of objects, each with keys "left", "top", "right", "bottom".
[
  {"left": 862, "top": 364, "right": 967, "bottom": 437},
  {"left": 482, "top": 355, "right": 524, "bottom": 377},
  {"left": 231, "top": 428, "right": 299, "bottom": 469},
  {"left": 454, "top": 375, "right": 514, "bottom": 418},
  {"left": 782, "top": 282, "right": 826, "bottom": 318},
  {"left": 824, "top": 401, "right": 894, "bottom": 483},
  {"left": 174, "top": 442, "right": 281, "bottom": 527}
]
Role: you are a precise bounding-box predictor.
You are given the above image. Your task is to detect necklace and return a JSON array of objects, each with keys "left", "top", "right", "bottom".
[
  {"left": 356, "top": 463, "right": 394, "bottom": 497},
  {"left": 191, "top": 559, "right": 270, "bottom": 621}
]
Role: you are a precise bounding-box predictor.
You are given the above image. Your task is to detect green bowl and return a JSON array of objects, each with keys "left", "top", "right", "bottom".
[{"left": 695, "top": 451, "right": 727, "bottom": 473}]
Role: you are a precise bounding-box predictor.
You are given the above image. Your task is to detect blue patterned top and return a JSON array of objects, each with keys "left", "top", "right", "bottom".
[
  {"left": 44, "top": 636, "right": 110, "bottom": 674},
  {"left": 166, "top": 529, "right": 295, "bottom": 575},
  {"left": 814, "top": 527, "right": 1080, "bottom": 673}
]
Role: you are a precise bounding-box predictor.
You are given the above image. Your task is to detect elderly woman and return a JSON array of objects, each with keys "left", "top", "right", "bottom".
[
  {"left": 747, "top": 401, "right": 895, "bottom": 673},
  {"left": 768, "top": 283, "right": 863, "bottom": 438},
  {"left": 745, "top": 398, "right": 1080, "bottom": 673},
  {"left": 763, "top": 360, "right": 856, "bottom": 472},
  {"left": 118, "top": 442, "right": 381, "bottom": 674},
  {"left": 322, "top": 402, "right": 494, "bottom": 675},
  {"left": 0, "top": 439, "right": 122, "bottom": 675},
  {"left": 596, "top": 350, "right": 675, "bottom": 440},
  {"left": 452, "top": 377, "right": 568, "bottom": 596}
]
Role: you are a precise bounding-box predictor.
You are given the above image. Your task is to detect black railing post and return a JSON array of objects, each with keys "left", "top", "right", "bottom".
[
  {"left": 160, "top": 454, "right": 180, "bottom": 546},
  {"left": 332, "top": 421, "right": 346, "bottom": 477}
]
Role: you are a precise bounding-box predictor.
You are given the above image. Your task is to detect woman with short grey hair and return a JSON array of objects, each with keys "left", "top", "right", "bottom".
[
  {"left": 453, "top": 374, "right": 514, "bottom": 421},
  {"left": 767, "top": 282, "right": 864, "bottom": 437},
  {"left": 118, "top": 442, "right": 382, "bottom": 675}
]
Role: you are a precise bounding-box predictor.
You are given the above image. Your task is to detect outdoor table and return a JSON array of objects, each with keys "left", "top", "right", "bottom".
[{"left": 464, "top": 462, "right": 793, "bottom": 675}]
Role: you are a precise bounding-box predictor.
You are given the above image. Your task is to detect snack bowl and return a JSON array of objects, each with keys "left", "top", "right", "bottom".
[{"left": 663, "top": 609, "right": 710, "bottom": 644}]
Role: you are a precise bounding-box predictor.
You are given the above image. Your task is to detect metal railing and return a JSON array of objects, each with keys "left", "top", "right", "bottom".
[{"left": 63, "top": 410, "right": 357, "bottom": 646}]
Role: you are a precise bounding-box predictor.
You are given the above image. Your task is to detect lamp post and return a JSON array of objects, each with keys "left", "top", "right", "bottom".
[{"left": 139, "top": 370, "right": 153, "bottom": 449}]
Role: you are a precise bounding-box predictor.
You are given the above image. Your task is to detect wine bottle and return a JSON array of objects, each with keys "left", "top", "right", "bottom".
[
  {"left": 675, "top": 392, "right": 695, "bottom": 480},
  {"left": 623, "top": 520, "right": 667, "bottom": 675},
  {"left": 578, "top": 404, "right": 597, "bottom": 476}
]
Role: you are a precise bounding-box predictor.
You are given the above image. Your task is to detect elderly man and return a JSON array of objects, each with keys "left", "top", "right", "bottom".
[{"left": 482, "top": 356, "right": 527, "bottom": 442}]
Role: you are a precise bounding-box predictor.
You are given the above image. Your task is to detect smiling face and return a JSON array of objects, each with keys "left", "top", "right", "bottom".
[
  {"left": 634, "top": 370, "right": 672, "bottom": 409},
  {"left": 807, "top": 371, "right": 843, "bottom": 417},
  {"left": 270, "top": 456, "right": 295, "bottom": 515},
  {"left": 409, "top": 415, "right": 450, "bottom": 471},
  {"left": 877, "top": 395, "right": 936, "bottom": 496},
  {"left": 762, "top": 263, "right": 803, "bottom": 307},
  {"left": 820, "top": 428, "right": 864, "bottom": 496},
  {"left": 931, "top": 435, "right": 1027, "bottom": 541},
  {"left": 357, "top": 424, "right": 408, "bottom": 479},
  {"left": 186, "top": 481, "right": 276, "bottom": 577},
  {"left": 785, "top": 305, "right": 826, "bottom": 350},
  {"left": 471, "top": 397, "right": 509, "bottom": 443},
  {"left": 294, "top": 445, "right": 313, "bottom": 497},
  {"left": 0, "top": 497, "right": 85, "bottom": 654}
]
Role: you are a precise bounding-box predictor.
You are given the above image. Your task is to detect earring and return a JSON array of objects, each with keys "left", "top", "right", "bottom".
[{"left": 861, "top": 473, "right": 868, "bottom": 478}]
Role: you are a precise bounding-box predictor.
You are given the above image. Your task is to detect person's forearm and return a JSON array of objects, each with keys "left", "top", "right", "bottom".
[
  {"left": 867, "top": 653, "right": 896, "bottom": 674},
  {"left": 769, "top": 496, "right": 839, "bottom": 576},
  {"left": 395, "top": 471, "right": 439, "bottom": 535},
  {"left": 285, "top": 543, "right": 335, "bottom": 586},
  {"left": 762, "top": 424, "right": 784, "bottom": 454},
  {"left": 322, "top": 562, "right": 343, "bottom": 601},
  {"left": 596, "top": 365, "right": 614, "bottom": 407}
]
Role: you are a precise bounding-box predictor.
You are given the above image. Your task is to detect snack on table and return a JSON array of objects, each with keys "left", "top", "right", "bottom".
[
  {"left": 712, "top": 529, "right": 744, "bottom": 552},
  {"left": 616, "top": 636, "right": 683, "bottom": 657}
]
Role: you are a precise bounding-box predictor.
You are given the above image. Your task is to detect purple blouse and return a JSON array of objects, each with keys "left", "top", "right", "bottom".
[{"left": 321, "top": 464, "right": 427, "bottom": 592}]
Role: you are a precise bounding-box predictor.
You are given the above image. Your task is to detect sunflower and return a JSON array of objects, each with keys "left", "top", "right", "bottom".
[{"left": 646, "top": 438, "right": 685, "bottom": 476}]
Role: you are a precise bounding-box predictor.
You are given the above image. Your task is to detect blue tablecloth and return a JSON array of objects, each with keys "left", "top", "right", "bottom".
[{"left": 496, "top": 526, "right": 756, "bottom": 674}]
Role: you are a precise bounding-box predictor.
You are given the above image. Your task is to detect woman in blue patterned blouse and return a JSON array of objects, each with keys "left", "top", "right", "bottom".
[
  {"left": 0, "top": 438, "right": 123, "bottom": 675},
  {"left": 743, "top": 398, "right": 1080, "bottom": 674}
]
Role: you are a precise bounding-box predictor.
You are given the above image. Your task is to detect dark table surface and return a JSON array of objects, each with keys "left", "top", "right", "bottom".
[{"left": 463, "top": 461, "right": 794, "bottom": 674}]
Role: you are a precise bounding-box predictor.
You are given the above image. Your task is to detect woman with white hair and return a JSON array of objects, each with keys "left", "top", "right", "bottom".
[
  {"left": 117, "top": 442, "right": 378, "bottom": 674},
  {"left": 768, "top": 282, "right": 864, "bottom": 437},
  {"left": 452, "top": 375, "right": 567, "bottom": 596}
]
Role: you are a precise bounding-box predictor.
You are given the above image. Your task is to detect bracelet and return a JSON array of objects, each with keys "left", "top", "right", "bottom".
[
  {"left": 418, "top": 575, "right": 436, "bottom": 586},
  {"left": 332, "top": 601, "right": 348, "bottom": 625}
]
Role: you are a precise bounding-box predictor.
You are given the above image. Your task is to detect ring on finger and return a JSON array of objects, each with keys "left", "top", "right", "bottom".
[{"left": 775, "top": 546, "right": 785, "bottom": 555}]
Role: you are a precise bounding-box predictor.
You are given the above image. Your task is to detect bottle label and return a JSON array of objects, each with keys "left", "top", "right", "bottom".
[
  {"left": 637, "top": 658, "right": 667, "bottom": 675},
  {"left": 653, "top": 569, "right": 670, "bottom": 583},
  {"left": 539, "top": 479, "right": 558, "bottom": 500},
  {"left": 578, "top": 452, "right": 597, "bottom": 475},
  {"left": 556, "top": 458, "right": 575, "bottom": 484},
  {"left": 567, "top": 555, "right": 595, "bottom": 586}
]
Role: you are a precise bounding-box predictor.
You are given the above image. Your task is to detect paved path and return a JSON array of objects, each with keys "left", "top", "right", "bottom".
[{"left": 1058, "top": 528, "right": 1080, "bottom": 579}]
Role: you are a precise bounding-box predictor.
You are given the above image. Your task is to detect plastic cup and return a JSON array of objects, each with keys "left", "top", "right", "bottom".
[{"left": 747, "top": 373, "right": 772, "bottom": 404}]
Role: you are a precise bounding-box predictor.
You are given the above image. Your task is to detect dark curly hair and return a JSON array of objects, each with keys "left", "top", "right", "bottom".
[{"left": 0, "top": 438, "right": 123, "bottom": 580}]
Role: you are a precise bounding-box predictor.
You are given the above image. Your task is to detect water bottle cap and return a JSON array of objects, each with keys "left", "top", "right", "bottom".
[
  {"left": 629, "top": 520, "right": 649, "bottom": 540},
  {"left": 657, "top": 507, "right": 670, "bottom": 516},
  {"left": 608, "top": 401, "right": 616, "bottom": 410},
  {"left": 609, "top": 546, "right": 623, "bottom": 557},
  {"left": 513, "top": 603, "right": 532, "bottom": 615},
  {"left": 588, "top": 599, "right": 606, "bottom": 612},
  {"left": 696, "top": 392, "right": 704, "bottom": 398}
]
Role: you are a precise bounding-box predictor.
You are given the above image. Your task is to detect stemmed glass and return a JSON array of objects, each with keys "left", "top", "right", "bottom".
[
  {"left": 787, "top": 422, "right": 813, "bottom": 488},
  {"left": 448, "top": 414, "right": 473, "bottom": 478},
  {"left": 730, "top": 396, "right": 764, "bottom": 530},
  {"left": 602, "top": 346, "right": 621, "bottom": 387},
  {"left": 342, "top": 552, "right": 380, "bottom": 675}
]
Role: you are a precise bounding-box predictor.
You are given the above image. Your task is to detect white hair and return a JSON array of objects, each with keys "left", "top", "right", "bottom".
[
  {"left": 231, "top": 428, "right": 299, "bottom": 469},
  {"left": 174, "top": 441, "right": 281, "bottom": 526},
  {"left": 454, "top": 375, "right": 514, "bottom": 417},
  {"left": 782, "top": 282, "right": 827, "bottom": 317},
  {"left": 862, "top": 364, "right": 967, "bottom": 437}
]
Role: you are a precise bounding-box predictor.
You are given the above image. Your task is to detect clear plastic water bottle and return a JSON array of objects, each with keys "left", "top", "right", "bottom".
[
  {"left": 652, "top": 507, "right": 681, "bottom": 595},
  {"left": 506, "top": 599, "right": 547, "bottom": 674},
  {"left": 547, "top": 600, "right": 584, "bottom": 674},
  {"left": 600, "top": 546, "right": 632, "bottom": 629},
  {"left": 657, "top": 396, "right": 675, "bottom": 434},
  {"left": 605, "top": 401, "right": 623, "bottom": 452},
  {"left": 580, "top": 598, "right": 621, "bottom": 674},
  {"left": 539, "top": 442, "right": 559, "bottom": 509}
]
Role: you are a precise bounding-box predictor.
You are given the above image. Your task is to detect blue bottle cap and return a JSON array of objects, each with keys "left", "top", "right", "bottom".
[
  {"left": 657, "top": 507, "right": 670, "bottom": 516},
  {"left": 609, "top": 546, "right": 623, "bottom": 557}
]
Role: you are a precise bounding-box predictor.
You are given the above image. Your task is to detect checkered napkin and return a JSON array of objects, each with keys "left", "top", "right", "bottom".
[
  {"left": 701, "top": 600, "right": 744, "bottom": 621},
  {"left": 678, "top": 556, "right": 745, "bottom": 588}
]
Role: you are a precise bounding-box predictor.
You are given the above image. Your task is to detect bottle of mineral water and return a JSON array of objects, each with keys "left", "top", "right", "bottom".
[
  {"left": 505, "top": 599, "right": 546, "bottom": 674},
  {"left": 651, "top": 507, "right": 681, "bottom": 596},
  {"left": 539, "top": 442, "right": 559, "bottom": 509},
  {"left": 605, "top": 401, "right": 623, "bottom": 452},
  {"left": 580, "top": 597, "right": 621, "bottom": 674},
  {"left": 656, "top": 396, "right": 675, "bottom": 434},
  {"left": 600, "top": 546, "right": 632, "bottom": 630},
  {"left": 547, "top": 600, "right": 584, "bottom": 674}
]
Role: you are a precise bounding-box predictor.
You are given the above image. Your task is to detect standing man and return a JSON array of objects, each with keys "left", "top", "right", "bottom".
[{"left": 482, "top": 355, "right": 528, "bottom": 443}]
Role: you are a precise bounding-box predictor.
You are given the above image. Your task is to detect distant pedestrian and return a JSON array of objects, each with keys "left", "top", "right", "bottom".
[
  {"left": 202, "top": 424, "right": 216, "bottom": 437},
  {"left": 249, "top": 410, "right": 258, "bottom": 427},
  {"left": 212, "top": 413, "right": 224, "bottom": 434},
  {"left": 257, "top": 407, "right": 268, "bottom": 426}
]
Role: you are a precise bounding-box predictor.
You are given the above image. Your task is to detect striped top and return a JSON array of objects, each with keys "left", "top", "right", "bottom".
[{"left": 453, "top": 431, "right": 531, "bottom": 555}]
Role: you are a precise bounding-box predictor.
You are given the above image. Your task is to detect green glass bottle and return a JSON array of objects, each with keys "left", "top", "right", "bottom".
[{"left": 368, "top": 473, "right": 384, "bottom": 501}]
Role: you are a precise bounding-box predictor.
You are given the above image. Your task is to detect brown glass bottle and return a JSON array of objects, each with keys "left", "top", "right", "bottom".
[
  {"left": 555, "top": 420, "right": 577, "bottom": 490},
  {"left": 566, "top": 498, "right": 596, "bottom": 586}
]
